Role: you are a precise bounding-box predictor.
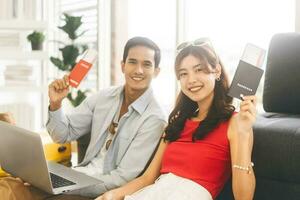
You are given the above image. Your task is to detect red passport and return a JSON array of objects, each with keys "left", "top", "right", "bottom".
[{"left": 69, "top": 49, "right": 97, "bottom": 88}]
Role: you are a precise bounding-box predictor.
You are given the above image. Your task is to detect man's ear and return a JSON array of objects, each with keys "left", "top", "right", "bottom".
[
  {"left": 154, "top": 67, "right": 160, "bottom": 78},
  {"left": 121, "top": 61, "right": 125, "bottom": 73}
]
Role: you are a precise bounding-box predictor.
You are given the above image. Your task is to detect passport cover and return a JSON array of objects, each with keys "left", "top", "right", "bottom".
[
  {"left": 228, "top": 60, "right": 264, "bottom": 100},
  {"left": 69, "top": 59, "right": 92, "bottom": 88}
]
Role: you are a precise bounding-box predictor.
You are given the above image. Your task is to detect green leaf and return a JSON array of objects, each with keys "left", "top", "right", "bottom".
[
  {"left": 27, "top": 31, "right": 45, "bottom": 43},
  {"left": 67, "top": 89, "right": 89, "bottom": 107},
  {"left": 50, "top": 57, "right": 68, "bottom": 71},
  {"left": 59, "top": 45, "right": 79, "bottom": 70},
  {"left": 58, "top": 13, "right": 83, "bottom": 40}
]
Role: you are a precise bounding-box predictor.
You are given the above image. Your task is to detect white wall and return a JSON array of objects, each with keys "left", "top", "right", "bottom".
[{"left": 296, "top": 0, "right": 300, "bottom": 32}]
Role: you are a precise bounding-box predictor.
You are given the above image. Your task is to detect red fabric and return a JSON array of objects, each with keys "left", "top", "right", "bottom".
[{"left": 161, "top": 119, "right": 232, "bottom": 199}]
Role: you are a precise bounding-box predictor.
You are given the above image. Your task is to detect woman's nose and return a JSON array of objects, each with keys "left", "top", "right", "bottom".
[{"left": 187, "top": 73, "right": 197, "bottom": 84}]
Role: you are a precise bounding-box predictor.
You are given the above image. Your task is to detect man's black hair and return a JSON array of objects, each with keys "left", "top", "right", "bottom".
[{"left": 122, "top": 36, "right": 161, "bottom": 68}]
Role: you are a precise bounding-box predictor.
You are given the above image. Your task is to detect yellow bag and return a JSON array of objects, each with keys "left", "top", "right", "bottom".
[
  {"left": 0, "top": 167, "right": 9, "bottom": 177},
  {"left": 44, "top": 143, "right": 72, "bottom": 166}
]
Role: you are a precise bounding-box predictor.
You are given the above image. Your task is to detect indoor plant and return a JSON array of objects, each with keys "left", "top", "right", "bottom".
[
  {"left": 27, "top": 31, "right": 45, "bottom": 50},
  {"left": 50, "top": 13, "right": 89, "bottom": 107}
]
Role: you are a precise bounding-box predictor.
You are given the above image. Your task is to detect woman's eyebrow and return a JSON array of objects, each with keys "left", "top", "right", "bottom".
[
  {"left": 178, "top": 63, "right": 202, "bottom": 71},
  {"left": 192, "top": 63, "right": 203, "bottom": 68}
]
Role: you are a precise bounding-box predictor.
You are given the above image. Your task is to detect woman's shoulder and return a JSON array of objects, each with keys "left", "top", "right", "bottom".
[{"left": 218, "top": 111, "right": 238, "bottom": 127}]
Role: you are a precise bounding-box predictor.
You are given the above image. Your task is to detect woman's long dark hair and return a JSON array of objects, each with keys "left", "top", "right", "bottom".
[{"left": 164, "top": 45, "right": 235, "bottom": 142}]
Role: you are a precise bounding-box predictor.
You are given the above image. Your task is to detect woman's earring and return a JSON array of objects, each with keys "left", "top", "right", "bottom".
[{"left": 216, "top": 77, "right": 221, "bottom": 81}]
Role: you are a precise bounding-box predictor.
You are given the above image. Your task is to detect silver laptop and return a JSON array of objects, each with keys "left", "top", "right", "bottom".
[{"left": 0, "top": 121, "right": 103, "bottom": 194}]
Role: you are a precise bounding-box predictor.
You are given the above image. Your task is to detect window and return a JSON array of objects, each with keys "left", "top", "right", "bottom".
[
  {"left": 128, "top": 0, "right": 177, "bottom": 114},
  {"left": 182, "top": 0, "right": 295, "bottom": 112},
  {"left": 55, "top": 0, "right": 99, "bottom": 91},
  {"left": 127, "top": 0, "right": 295, "bottom": 114}
]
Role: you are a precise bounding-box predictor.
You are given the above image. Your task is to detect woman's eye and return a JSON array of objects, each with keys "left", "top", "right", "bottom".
[{"left": 195, "top": 67, "right": 203, "bottom": 72}]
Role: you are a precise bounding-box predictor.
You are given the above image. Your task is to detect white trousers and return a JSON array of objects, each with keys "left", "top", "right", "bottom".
[{"left": 124, "top": 173, "right": 213, "bottom": 200}]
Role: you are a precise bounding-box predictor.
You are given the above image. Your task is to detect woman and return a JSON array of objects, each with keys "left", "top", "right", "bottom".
[{"left": 96, "top": 38, "right": 256, "bottom": 200}]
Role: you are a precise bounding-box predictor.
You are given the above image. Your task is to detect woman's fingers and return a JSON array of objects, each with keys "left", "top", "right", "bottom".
[
  {"left": 241, "top": 95, "right": 257, "bottom": 106},
  {"left": 240, "top": 102, "right": 256, "bottom": 116},
  {"left": 240, "top": 110, "right": 256, "bottom": 121},
  {"left": 239, "top": 95, "right": 257, "bottom": 121}
]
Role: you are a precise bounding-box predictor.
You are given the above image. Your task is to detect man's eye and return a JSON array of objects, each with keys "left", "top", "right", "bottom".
[
  {"left": 179, "top": 73, "right": 187, "bottom": 77},
  {"left": 144, "top": 63, "right": 152, "bottom": 67}
]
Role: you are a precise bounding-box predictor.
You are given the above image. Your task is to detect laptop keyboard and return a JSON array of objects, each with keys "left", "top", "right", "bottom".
[{"left": 50, "top": 173, "right": 76, "bottom": 188}]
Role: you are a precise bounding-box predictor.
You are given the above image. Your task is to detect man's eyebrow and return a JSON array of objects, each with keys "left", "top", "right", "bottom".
[
  {"left": 178, "top": 67, "right": 187, "bottom": 72},
  {"left": 127, "top": 58, "right": 137, "bottom": 62}
]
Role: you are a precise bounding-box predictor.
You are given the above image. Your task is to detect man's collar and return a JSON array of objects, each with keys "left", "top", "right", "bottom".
[
  {"left": 107, "top": 85, "right": 154, "bottom": 115},
  {"left": 107, "top": 86, "right": 124, "bottom": 97},
  {"left": 130, "top": 87, "right": 153, "bottom": 115}
]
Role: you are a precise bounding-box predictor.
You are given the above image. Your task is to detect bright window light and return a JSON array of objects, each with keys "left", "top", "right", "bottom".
[{"left": 127, "top": 0, "right": 295, "bottom": 114}]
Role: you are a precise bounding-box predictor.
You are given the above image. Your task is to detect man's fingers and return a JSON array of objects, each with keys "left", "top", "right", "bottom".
[
  {"left": 15, "top": 177, "right": 23, "bottom": 183},
  {"left": 15, "top": 177, "right": 22, "bottom": 181},
  {"left": 56, "top": 80, "right": 62, "bottom": 90},
  {"left": 15, "top": 177, "right": 31, "bottom": 186},
  {"left": 58, "top": 80, "right": 65, "bottom": 90},
  {"left": 24, "top": 182, "right": 31, "bottom": 186},
  {"left": 50, "top": 80, "right": 68, "bottom": 92},
  {"left": 63, "top": 75, "right": 70, "bottom": 86},
  {"left": 62, "top": 80, "right": 67, "bottom": 88},
  {"left": 49, "top": 75, "right": 70, "bottom": 91},
  {"left": 51, "top": 80, "right": 60, "bottom": 90}
]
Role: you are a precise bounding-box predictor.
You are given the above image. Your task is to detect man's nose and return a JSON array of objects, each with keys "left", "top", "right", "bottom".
[{"left": 135, "top": 64, "right": 144, "bottom": 74}]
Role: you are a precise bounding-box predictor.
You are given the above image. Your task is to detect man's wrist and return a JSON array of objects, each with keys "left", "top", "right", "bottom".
[{"left": 49, "top": 102, "right": 62, "bottom": 111}]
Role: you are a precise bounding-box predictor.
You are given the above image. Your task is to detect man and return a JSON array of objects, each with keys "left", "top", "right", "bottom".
[
  {"left": 47, "top": 36, "right": 167, "bottom": 198},
  {"left": 0, "top": 37, "right": 166, "bottom": 200}
]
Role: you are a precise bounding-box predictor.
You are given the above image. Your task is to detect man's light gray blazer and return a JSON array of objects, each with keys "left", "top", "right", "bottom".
[{"left": 46, "top": 86, "right": 167, "bottom": 197}]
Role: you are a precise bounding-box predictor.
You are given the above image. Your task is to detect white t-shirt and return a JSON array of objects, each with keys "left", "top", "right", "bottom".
[{"left": 73, "top": 96, "right": 122, "bottom": 176}]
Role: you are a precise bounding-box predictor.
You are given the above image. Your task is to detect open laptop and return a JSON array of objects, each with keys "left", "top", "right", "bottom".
[{"left": 0, "top": 121, "right": 103, "bottom": 194}]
